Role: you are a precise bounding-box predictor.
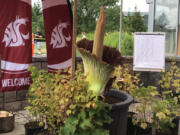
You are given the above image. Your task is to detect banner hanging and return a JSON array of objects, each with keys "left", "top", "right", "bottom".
[
  {"left": 42, "top": 0, "right": 72, "bottom": 73},
  {"left": 0, "top": 0, "right": 32, "bottom": 92}
]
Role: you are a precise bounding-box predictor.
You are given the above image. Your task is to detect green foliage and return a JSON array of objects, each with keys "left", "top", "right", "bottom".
[
  {"left": 154, "top": 60, "right": 180, "bottom": 132},
  {"left": 32, "top": 2, "right": 45, "bottom": 37},
  {"left": 27, "top": 66, "right": 112, "bottom": 134},
  {"left": 123, "top": 11, "right": 147, "bottom": 33},
  {"left": 130, "top": 60, "right": 180, "bottom": 131},
  {"left": 105, "top": 5, "right": 120, "bottom": 31},
  {"left": 159, "top": 60, "right": 180, "bottom": 99},
  {"left": 132, "top": 86, "right": 158, "bottom": 129},
  {"left": 130, "top": 11, "right": 147, "bottom": 33},
  {"left": 152, "top": 98, "right": 179, "bottom": 132},
  {"left": 104, "top": 32, "right": 119, "bottom": 48},
  {"left": 121, "top": 32, "right": 134, "bottom": 56},
  {"left": 58, "top": 100, "right": 112, "bottom": 135},
  {"left": 113, "top": 64, "right": 141, "bottom": 95},
  {"left": 70, "top": 0, "right": 118, "bottom": 34},
  {"left": 77, "top": 31, "right": 134, "bottom": 56}
]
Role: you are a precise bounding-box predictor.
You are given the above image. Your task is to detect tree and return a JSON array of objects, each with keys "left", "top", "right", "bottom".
[
  {"left": 32, "top": 1, "right": 45, "bottom": 37},
  {"left": 122, "top": 9, "right": 147, "bottom": 33},
  {"left": 131, "top": 11, "right": 147, "bottom": 33},
  {"left": 105, "top": 5, "right": 120, "bottom": 31},
  {"left": 70, "top": 0, "right": 119, "bottom": 34}
]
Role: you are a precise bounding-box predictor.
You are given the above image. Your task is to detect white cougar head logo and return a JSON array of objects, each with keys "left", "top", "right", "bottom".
[
  {"left": 2, "top": 16, "right": 30, "bottom": 47},
  {"left": 50, "top": 21, "right": 71, "bottom": 48}
]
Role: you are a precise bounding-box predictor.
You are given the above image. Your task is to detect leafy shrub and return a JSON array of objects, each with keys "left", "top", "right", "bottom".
[
  {"left": 159, "top": 60, "right": 180, "bottom": 99},
  {"left": 26, "top": 66, "right": 112, "bottom": 135},
  {"left": 121, "top": 32, "right": 134, "bottom": 56},
  {"left": 113, "top": 64, "right": 141, "bottom": 95}
]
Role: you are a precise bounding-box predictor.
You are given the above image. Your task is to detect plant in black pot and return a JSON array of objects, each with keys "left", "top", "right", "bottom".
[
  {"left": 157, "top": 60, "right": 180, "bottom": 135},
  {"left": 152, "top": 97, "right": 180, "bottom": 135},
  {"left": 113, "top": 65, "right": 142, "bottom": 135},
  {"left": 27, "top": 65, "right": 113, "bottom": 135},
  {"left": 27, "top": 5, "right": 132, "bottom": 135},
  {"left": 76, "top": 6, "right": 133, "bottom": 135},
  {"left": 132, "top": 86, "right": 158, "bottom": 135}
]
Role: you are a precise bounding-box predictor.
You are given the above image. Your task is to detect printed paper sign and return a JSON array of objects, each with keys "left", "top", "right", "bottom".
[{"left": 133, "top": 32, "right": 165, "bottom": 72}]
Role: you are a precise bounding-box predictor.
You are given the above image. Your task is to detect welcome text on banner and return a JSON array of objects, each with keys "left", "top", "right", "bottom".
[{"left": 0, "top": 0, "right": 32, "bottom": 92}]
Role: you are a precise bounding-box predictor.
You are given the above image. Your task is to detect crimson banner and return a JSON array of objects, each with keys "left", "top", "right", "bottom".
[
  {"left": 0, "top": 0, "right": 32, "bottom": 92},
  {"left": 42, "top": 0, "right": 72, "bottom": 73}
]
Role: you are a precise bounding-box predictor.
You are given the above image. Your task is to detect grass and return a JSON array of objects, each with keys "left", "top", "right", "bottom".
[
  {"left": 77, "top": 31, "right": 120, "bottom": 49},
  {"left": 34, "top": 31, "right": 123, "bottom": 56}
]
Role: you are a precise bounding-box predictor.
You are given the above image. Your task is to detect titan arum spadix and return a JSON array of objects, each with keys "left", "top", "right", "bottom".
[{"left": 76, "top": 6, "right": 114, "bottom": 96}]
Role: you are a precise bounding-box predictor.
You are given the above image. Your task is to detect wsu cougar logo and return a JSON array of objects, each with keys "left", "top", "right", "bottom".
[
  {"left": 50, "top": 21, "right": 71, "bottom": 48},
  {"left": 2, "top": 16, "right": 30, "bottom": 47}
]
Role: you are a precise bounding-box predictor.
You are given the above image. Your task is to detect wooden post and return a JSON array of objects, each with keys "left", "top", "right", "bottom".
[{"left": 72, "top": 0, "right": 77, "bottom": 78}]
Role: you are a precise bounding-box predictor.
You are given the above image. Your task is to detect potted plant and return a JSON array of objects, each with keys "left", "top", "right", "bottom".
[
  {"left": 152, "top": 97, "right": 179, "bottom": 135},
  {"left": 132, "top": 86, "right": 158, "bottom": 135},
  {"left": 26, "top": 6, "right": 133, "bottom": 135},
  {"left": 27, "top": 65, "right": 113, "bottom": 135},
  {"left": 24, "top": 120, "right": 44, "bottom": 135},
  {"left": 157, "top": 60, "right": 180, "bottom": 135},
  {"left": 16, "top": 109, "right": 44, "bottom": 135},
  {"left": 76, "top": 6, "right": 133, "bottom": 135},
  {"left": 112, "top": 65, "right": 141, "bottom": 135}
]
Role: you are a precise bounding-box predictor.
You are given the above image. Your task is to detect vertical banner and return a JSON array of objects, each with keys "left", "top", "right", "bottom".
[
  {"left": 42, "top": 0, "right": 72, "bottom": 73},
  {"left": 0, "top": 0, "right": 32, "bottom": 92}
]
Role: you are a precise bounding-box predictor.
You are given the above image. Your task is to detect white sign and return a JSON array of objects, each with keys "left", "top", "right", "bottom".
[{"left": 133, "top": 32, "right": 165, "bottom": 72}]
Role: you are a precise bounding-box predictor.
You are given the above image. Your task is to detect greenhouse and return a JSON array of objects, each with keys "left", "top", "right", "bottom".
[{"left": 147, "top": 0, "right": 180, "bottom": 56}]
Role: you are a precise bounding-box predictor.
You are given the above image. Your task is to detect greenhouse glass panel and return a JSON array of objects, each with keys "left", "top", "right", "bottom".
[{"left": 154, "top": 0, "right": 178, "bottom": 55}]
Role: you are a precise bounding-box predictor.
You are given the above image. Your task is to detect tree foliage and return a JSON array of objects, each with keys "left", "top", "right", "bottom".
[
  {"left": 123, "top": 11, "right": 147, "bottom": 33},
  {"left": 32, "top": 1, "right": 45, "bottom": 37},
  {"left": 70, "top": 0, "right": 119, "bottom": 34}
]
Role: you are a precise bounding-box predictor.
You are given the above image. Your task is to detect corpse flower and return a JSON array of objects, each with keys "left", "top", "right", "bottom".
[{"left": 77, "top": 7, "right": 124, "bottom": 96}]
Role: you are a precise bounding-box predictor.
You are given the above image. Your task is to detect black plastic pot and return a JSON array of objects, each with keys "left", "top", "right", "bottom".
[
  {"left": 34, "top": 129, "right": 52, "bottom": 135},
  {"left": 171, "top": 117, "right": 179, "bottom": 135},
  {"left": 127, "top": 112, "right": 136, "bottom": 135},
  {"left": 24, "top": 121, "right": 44, "bottom": 135},
  {"left": 105, "top": 90, "right": 133, "bottom": 135},
  {"left": 136, "top": 126, "right": 152, "bottom": 135}
]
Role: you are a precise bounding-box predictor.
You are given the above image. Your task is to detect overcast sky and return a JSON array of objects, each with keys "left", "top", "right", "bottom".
[{"left": 32, "top": 0, "right": 149, "bottom": 12}]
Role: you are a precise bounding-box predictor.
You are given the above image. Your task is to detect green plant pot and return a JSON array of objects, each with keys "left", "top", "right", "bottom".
[{"left": 105, "top": 90, "right": 133, "bottom": 135}]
